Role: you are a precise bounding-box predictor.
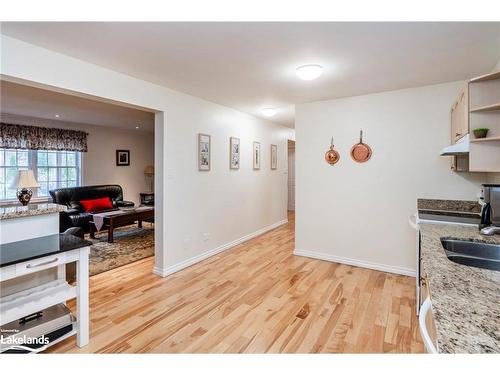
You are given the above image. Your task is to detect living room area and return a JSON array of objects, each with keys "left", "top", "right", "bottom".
[{"left": 0, "top": 80, "right": 156, "bottom": 277}]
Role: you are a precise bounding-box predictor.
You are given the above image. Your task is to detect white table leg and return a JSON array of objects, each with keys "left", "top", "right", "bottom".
[
  {"left": 57, "top": 264, "right": 66, "bottom": 280},
  {"left": 57, "top": 264, "right": 67, "bottom": 306},
  {"left": 76, "top": 246, "right": 89, "bottom": 347}
]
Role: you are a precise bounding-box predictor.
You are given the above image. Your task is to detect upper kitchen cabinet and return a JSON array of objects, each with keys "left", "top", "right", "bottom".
[
  {"left": 444, "top": 71, "right": 500, "bottom": 173},
  {"left": 468, "top": 71, "right": 500, "bottom": 172},
  {"left": 450, "top": 85, "right": 469, "bottom": 143}
]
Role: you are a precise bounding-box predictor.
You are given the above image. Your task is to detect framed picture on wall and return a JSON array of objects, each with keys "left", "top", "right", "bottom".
[
  {"left": 198, "top": 133, "right": 211, "bottom": 171},
  {"left": 230, "top": 137, "right": 240, "bottom": 170},
  {"left": 271, "top": 144, "right": 277, "bottom": 170},
  {"left": 116, "top": 150, "right": 130, "bottom": 166},
  {"left": 253, "top": 141, "right": 261, "bottom": 170}
]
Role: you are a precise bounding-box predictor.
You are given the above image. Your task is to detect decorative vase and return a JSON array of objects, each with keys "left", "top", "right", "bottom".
[
  {"left": 473, "top": 129, "right": 489, "bottom": 139},
  {"left": 16, "top": 188, "right": 33, "bottom": 206}
]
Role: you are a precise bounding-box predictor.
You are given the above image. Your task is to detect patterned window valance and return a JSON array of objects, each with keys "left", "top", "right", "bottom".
[{"left": 0, "top": 123, "right": 88, "bottom": 152}]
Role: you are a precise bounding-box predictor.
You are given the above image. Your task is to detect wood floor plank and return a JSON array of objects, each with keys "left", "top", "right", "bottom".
[{"left": 46, "top": 211, "right": 424, "bottom": 353}]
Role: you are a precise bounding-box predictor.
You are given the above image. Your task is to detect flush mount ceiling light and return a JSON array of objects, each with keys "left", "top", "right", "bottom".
[
  {"left": 261, "top": 108, "right": 277, "bottom": 117},
  {"left": 54, "top": 114, "right": 61, "bottom": 118},
  {"left": 296, "top": 64, "right": 323, "bottom": 81}
]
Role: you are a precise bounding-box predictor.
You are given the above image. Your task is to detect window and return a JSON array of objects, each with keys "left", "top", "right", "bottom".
[{"left": 0, "top": 148, "right": 81, "bottom": 201}]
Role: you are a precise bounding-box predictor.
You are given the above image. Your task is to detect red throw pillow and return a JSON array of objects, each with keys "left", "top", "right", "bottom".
[{"left": 80, "top": 197, "right": 113, "bottom": 213}]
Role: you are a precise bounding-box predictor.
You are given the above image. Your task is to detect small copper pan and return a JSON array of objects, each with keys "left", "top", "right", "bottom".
[
  {"left": 325, "top": 137, "right": 340, "bottom": 165},
  {"left": 350, "top": 129, "right": 372, "bottom": 163}
]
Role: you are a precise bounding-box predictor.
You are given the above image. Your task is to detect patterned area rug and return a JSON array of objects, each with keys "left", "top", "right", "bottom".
[{"left": 88, "top": 223, "right": 154, "bottom": 276}]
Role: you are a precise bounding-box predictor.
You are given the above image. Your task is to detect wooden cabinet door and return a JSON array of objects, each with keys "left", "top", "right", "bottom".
[
  {"left": 451, "top": 86, "right": 469, "bottom": 143},
  {"left": 450, "top": 155, "right": 457, "bottom": 171},
  {"left": 457, "top": 86, "right": 469, "bottom": 138},
  {"left": 451, "top": 101, "right": 459, "bottom": 142}
]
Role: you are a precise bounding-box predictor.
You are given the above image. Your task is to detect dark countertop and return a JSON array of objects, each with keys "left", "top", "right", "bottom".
[
  {"left": 0, "top": 234, "right": 92, "bottom": 268},
  {"left": 418, "top": 223, "right": 500, "bottom": 353}
]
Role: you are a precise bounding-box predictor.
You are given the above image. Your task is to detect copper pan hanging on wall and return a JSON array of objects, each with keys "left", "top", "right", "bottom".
[
  {"left": 325, "top": 137, "right": 340, "bottom": 165},
  {"left": 350, "top": 129, "right": 372, "bottom": 163}
]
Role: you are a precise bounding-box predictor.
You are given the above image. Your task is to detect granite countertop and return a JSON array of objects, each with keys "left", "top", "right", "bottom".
[
  {"left": 0, "top": 233, "right": 92, "bottom": 267},
  {"left": 419, "top": 222, "right": 500, "bottom": 353},
  {"left": 0, "top": 203, "right": 66, "bottom": 220},
  {"left": 417, "top": 198, "right": 481, "bottom": 219}
]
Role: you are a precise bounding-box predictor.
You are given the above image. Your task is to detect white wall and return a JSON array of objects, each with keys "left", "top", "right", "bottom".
[
  {"left": 0, "top": 35, "right": 293, "bottom": 275},
  {"left": 494, "top": 60, "right": 500, "bottom": 71},
  {"left": 160, "top": 100, "right": 292, "bottom": 270},
  {"left": 295, "top": 82, "right": 486, "bottom": 275},
  {"left": 0, "top": 113, "right": 154, "bottom": 204}
]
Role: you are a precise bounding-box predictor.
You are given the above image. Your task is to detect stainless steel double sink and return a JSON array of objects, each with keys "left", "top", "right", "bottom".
[{"left": 440, "top": 238, "right": 500, "bottom": 271}]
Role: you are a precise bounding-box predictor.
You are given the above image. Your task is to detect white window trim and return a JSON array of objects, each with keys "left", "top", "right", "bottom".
[{"left": 0, "top": 149, "right": 82, "bottom": 203}]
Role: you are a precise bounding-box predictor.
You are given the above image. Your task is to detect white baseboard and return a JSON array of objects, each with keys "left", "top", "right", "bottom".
[
  {"left": 293, "top": 249, "right": 416, "bottom": 277},
  {"left": 153, "top": 219, "right": 288, "bottom": 277}
]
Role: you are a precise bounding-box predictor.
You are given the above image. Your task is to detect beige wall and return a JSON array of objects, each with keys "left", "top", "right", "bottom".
[
  {"left": 0, "top": 113, "right": 154, "bottom": 204},
  {"left": 295, "top": 81, "right": 486, "bottom": 275},
  {"left": 494, "top": 60, "right": 500, "bottom": 71},
  {"left": 487, "top": 171, "right": 500, "bottom": 184}
]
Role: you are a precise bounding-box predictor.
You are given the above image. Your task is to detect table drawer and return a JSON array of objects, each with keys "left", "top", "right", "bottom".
[
  {"left": 15, "top": 253, "right": 67, "bottom": 277},
  {"left": 0, "top": 266, "right": 16, "bottom": 282}
]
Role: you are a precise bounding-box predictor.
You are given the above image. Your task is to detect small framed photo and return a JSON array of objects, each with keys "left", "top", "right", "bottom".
[
  {"left": 271, "top": 144, "right": 277, "bottom": 170},
  {"left": 230, "top": 137, "right": 240, "bottom": 170},
  {"left": 116, "top": 150, "right": 130, "bottom": 166},
  {"left": 198, "top": 133, "right": 211, "bottom": 171},
  {"left": 253, "top": 141, "right": 261, "bottom": 170}
]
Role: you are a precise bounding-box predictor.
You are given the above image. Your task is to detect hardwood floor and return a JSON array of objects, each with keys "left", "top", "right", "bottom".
[{"left": 48, "top": 212, "right": 424, "bottom": 353}]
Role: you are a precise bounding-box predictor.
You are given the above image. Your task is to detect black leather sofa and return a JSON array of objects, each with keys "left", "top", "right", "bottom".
[{"left": 50, "top": 185, "right": 134, "bottom": 233}]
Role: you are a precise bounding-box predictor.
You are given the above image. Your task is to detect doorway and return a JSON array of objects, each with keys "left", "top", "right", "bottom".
[
  {"left": 0, "top": 78, "right": 162, "bottom": 276},
  {"left": 287, "top": 139, "right": 295, "bottom": 211}
]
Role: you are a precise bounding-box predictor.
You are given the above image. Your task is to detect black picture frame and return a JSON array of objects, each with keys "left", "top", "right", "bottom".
[{"left": 116, "top": 150, "right": 130, "bottom": 166}]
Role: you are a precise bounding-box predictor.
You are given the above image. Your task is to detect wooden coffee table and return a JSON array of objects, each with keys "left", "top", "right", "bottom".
[{"left": 89, "top": 208, "right": 154, "bottom": 243}]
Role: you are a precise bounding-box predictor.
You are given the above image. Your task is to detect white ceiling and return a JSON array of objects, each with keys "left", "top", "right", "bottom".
[
  {"left": 0, "top": 80, "right": 155, "bottom": 131},
  {"left": 2, "top": 22, "right": 500, "bottom": 128}
]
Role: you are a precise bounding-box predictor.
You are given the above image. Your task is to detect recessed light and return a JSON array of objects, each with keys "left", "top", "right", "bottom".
[
  {"left": 296, "top": 64, "right": 323, "bottom": 81},
  {"left": 55, "top": 114, "right": 61, "bottom": 118},
  {"left": 135, "top": 126, "right": 140, "bottom": 129},
  {"left": 261, "top": 108, "right": 277, "bottom": 117}
]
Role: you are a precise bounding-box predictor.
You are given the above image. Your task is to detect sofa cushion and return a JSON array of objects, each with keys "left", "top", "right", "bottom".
[{"left": 80, "top": 197, "right": 113, "bottom": 213}]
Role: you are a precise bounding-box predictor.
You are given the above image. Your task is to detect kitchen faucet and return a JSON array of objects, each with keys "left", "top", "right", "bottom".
[{"left": 479, "top": 184, "right": 500, "bottom": 236}]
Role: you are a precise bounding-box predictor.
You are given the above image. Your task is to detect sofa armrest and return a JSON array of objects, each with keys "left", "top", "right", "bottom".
[
  {"left": 65, "top": 208, "right": 81, "bottom": 216},
  {"left": 59, "top": 208, "right": 81, "bottom": 233},
  {"left": 117, "top": 200, "right": 135, "bottom": 207}
]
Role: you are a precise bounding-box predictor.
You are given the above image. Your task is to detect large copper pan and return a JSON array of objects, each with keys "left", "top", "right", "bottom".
[{"left": 350, "top": 129, "right": 372, "bottom": 163}]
